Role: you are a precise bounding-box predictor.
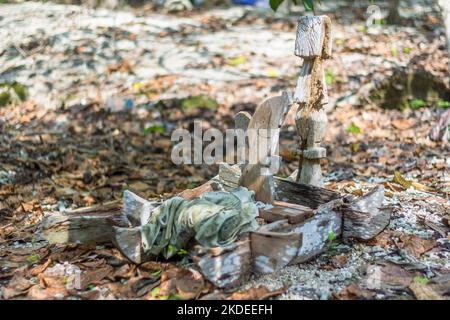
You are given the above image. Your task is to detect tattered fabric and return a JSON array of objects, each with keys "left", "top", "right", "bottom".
[{"left": 140, "top": 187, "right": 258, "bottom": 259}]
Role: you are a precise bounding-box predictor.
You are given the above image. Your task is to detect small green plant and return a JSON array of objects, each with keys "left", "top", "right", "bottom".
[
  {"left": 327, "top": 230, "right": 336, "bottom": 242},
  {"left": 325, "top": 70, "right": 336, "bottom": 86},
  {"left": 86, "top": 284, "right": 96, "bottom": 291},
  {"left": 270, "top": 0, "right": 319, "bottom": 12},
  {"left": 409, "top": 99, "right": 426, "bottom": 110},
  {"left": 437, "top": 99, "right": 450, "bottom": 109},
  {"left": 346, "top": 123, "right": 361, "bottom": 135},
  {"left": 26, "top": 253, "right": 40, "bottom": 265},
  {"left": 186, "top": 182, "right": 198, "bottom": 189},
  {"left": 227, "top": 56, "right": 247, "bottom": 66},
  {"left": 391, "top": 47, "right": 399, "bottom": 58},
  {"left": 0, "top": 81, "right": 28, "bottom": 107},
  {"left": 403, "top": 47, "right": 412, "bottom": 54},
  {"left": 142, "top": 124, "right": 166, "bottom": 135},
  {"left": 151, "top": 269, "right": 162, "bottom": 277},
  {"left": 413, "top": 276, "right": 429, "bottom": 285},
  {"left": 180, "top": 95, "right": 219, "bottom": 113}
]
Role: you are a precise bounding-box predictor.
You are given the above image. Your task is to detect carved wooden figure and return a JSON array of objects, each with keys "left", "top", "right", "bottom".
[
  {"left": 238, "top": 91, "right": 293, "bottom": 203},
  {"left": 294, "top": 15, "right": 332, "bottom": 187}
]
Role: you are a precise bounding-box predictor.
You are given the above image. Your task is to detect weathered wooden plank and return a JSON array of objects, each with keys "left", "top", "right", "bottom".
[
  {"left": 252, "top": 199, "right": 342, "bottom": 273},
  {"left": 251, "top": 220, "right": 303, "bottom": 274},
  {"left": 274, "top": 177, "right": 341, "bottom": 209},
  {"left": 42, "top": 201, "right": 129, "bottom": 245},
  {"left": 289, "top": 199, "right": 342, "bottom": 264},
  {"left": 193, "top": 237, "right": 251, "bottom": 289},
  {"left": 259, "top": 201, "right": 314, "bottom": 224},
  {"left": 342, "top": 186, "right": 391, "bottom": 241}
]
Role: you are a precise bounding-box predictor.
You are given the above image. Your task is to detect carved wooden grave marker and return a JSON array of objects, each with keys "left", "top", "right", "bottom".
[{"left": 41, "top": 15, "right": 392, "bottom": 290}]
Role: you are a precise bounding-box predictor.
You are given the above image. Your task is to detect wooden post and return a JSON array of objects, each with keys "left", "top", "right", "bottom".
[
  {"left": 294, "top": 15, "right": 332, "bottom": 187},
  {"left": 238, "top": 92, "right": 293, "bottom": 203}
]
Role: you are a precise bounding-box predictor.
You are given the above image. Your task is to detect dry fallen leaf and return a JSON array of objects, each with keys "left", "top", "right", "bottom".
[
  {"left": 395, "top": 235, "right": 436, "bottom": 258},
  {"left": 334, "top": 284, "right": 375, "bottom": 300},
  {"left": 27, "top": 285, "right": 68, "bottom": 300},
  {"left": 366, "top": 263, "right": 414, "bottom": 290},
  {"left": 1, "top": 272, "right": 32, "bottom": 299},
  {"left": 392, "top": 171, "right": 434, "bottom": 192},
  {"left": 152, "top": 267, "right": 206, "bottom": 300},
  {"left": 226, "top": 285, "right": 288, "bottom": 300},
  {"left": 409, "top": 282, "right": 445, "bottom": 300},
  {"left": 331, "top": 255, "right": 348, "bottom": 268}
]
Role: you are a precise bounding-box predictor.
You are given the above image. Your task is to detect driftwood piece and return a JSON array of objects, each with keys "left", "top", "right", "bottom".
[
  {"left": 251, "top": 220, "right": 303, "bottom": 273},
  {"left": 251, "top": 199, "right": 342, "bottom": 273},
  {"left": 289, "top": 199, "right": 342, "bottom": 264},
  {"left": 193, "top": 237, "right": 251, "bottom": 289},
  {"left": 113, "top": 226, "right": 152, "bottom": 265},
  {"left": 42, "top": 201, "right": 129, "bottom": 245},
  {"left": 342, "top": 186, "right": 391, "bottom": 241},
  {"left": 259, "top": 201, "right": 314, "bottom": 224},
  {"left": 274, "top": 177, "right": 340, "bottom": 209},
  {"left": 123, "top": 190, "right": 159, "bottom": 227}
]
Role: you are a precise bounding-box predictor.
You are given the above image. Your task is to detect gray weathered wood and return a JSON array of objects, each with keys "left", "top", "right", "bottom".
[
  {"left": 289, "top": 199, "right": 342, "bottom": 264},
  {"left": 113, "top": 226, "right": 152, "bottom": 265},
  {"left": 252, "top": 198, "right": 342, "bottom": 273},
  {"left": 342, "top": 186, "right": 391, "bottom": 241},
  {"left": 274, "top": 177, "right": 340, "bottom": 209},
  {"left": 42, "top": 202, "right": 129, "bottom": 245},
  {"left": 193, "top": 237, "right": 251, "bottom": 289},
  {"left": 123, "top": 190, "right": 159, "bottom": 227},
  {"left": 251, "top": 220, "right": 303, "bottom": 274},
  {"left": 259, "top": 201, "right": 314, "bottom": 224},
  {"left": 294, "top": 15, "right": 332, "bottom": 187},
  {"left": 239, "top": 92, "right": 293, "bottom": 203}
]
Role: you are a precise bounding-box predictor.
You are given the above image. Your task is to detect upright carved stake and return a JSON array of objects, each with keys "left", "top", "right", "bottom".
[{"left": 294, "top": 15, "right": 332, "bottom": 187}]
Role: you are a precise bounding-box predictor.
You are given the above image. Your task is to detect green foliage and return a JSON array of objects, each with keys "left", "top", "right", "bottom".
[
  {"left": 437, "top": 99, "right": 450, "bottom": 109},
  {"left": 26, "top": 253, "right": 40, "bottom": 265},
  {"left": 413, "top": 276, "right": 429, "bottom": 285},
  {"left": 151, "top": 269, "right": 162, "bottom": 277},
  {"left": 346, "top": 123, "right": 361, "bottom": 135},
  {"left": 270, "top": 0, "right": 320, "bottom": 12},
  {"left": 227, "top": 56, "right": 247, "bottom": 66},
  {"left": 142, "top": 124, "right": 166, "bottom": 135},
  {"left": 409, "top": 99, "right": 426, "bottom": 110},
  {"left": 327, "top": 230, "right": 336, "bottom": 242},
  {"left": 0, "top": 81, "right": 28, "bottom": 107},
  {"left": 180, "top": 95, "right": 218, "bottom": 112},
  {"left": 325, "top": 69, "right": 336, "bottom": 85}
]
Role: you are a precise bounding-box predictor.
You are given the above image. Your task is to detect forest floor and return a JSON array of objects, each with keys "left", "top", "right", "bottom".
[{"left": 0, "top": 0, "right": 449, "bottom": 300}]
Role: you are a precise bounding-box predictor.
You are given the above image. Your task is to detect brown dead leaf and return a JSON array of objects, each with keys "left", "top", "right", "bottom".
[
  {"left": 147, "top": 268, "right": 209, "bottom": 300},
  {"left": 334, "top": 284, "right": 375, "bottom": 300},
  {"left": 27, "top": 285, "right": 68, "bottom": 300},
  {"left": 367, "top": 230, "right": 399, "bottom": 249},
  {"left": 80, "top": 265, "right": 113, "bottom": 290},
  {"left": 156, "top": 268, "right": 206, "bottom": 300},
  {"left": 443, "top": 214, "right": 450, "bottom": 227},
  {"left": 1, "top": 272, "right": 32, "bottom": 299},
  {"left": 129, "top": 181, "right": 151, "bottom": 193},
  {"left": 29, "top": 258, "right": 52, "bottom": 277},
  {"left": 331, "top": 255, "right": 348, "bottom": 268},
  {"left": 366, "top": 263, "right": 414, "bottom": 290},
  {"left": 409, "top": 282, "right": 445, "bottom": 300},
  {"left": 226, "top": 285, "right": 288, "bottom": 300},
  {"left": 395, "top": 235, "right": 436, "bottom": 258},
  {"left": 392, "top": 119, "right": 415, "bottom": 130}
]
